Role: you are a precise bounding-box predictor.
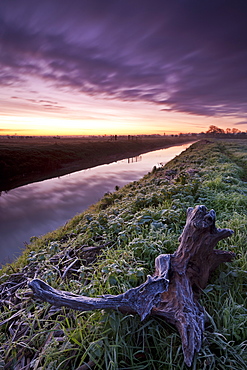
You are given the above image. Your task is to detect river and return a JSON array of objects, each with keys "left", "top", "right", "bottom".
[{"left": 0, "top": 142, "right": 193, "bottom": 266}]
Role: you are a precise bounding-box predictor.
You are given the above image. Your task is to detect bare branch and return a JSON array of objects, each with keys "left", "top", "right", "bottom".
[{"left": 29, "top": 205, "right": 235, "bottom": 367}]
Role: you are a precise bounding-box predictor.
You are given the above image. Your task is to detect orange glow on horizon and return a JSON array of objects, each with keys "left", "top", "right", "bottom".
[
  {"left": 1, "top": 111, "right": 246, "bottom": 137},
  {"left": 0, "top": 115, "right": 188, "bottom": 136}
]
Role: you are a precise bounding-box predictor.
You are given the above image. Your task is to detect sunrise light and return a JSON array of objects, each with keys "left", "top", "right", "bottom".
[{"left": 0, "top": 1, "right": 246, "bottom": 135}]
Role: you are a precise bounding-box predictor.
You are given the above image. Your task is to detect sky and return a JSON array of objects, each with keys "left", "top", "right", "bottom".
[{"left": 0, "top": 0, "right": 247, "bottom": 136}]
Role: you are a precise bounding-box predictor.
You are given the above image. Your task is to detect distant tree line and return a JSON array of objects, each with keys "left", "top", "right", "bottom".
[{"left": 205, "top": 125, "right": 245, "bottom": 135}]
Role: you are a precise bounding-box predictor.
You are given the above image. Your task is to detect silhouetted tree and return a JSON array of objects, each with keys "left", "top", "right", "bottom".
[{"left": 206, "top": 125, "right": 225, "bottom": 134}]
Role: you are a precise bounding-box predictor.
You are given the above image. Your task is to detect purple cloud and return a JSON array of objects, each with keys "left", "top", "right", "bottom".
[
  {"left": 0, "top": 0, "right": 247, "bottom": 118},
  {"left": 235, "top": 121, "right": 247, "bottom": 126}
]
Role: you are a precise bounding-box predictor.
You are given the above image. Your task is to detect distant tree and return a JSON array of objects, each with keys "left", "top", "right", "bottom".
[
  {"left": 206, "top": 125, "right": 225, "bottom": 134},
  {"left": 231, "top": 128, "right": 241, "bottom": 134}
]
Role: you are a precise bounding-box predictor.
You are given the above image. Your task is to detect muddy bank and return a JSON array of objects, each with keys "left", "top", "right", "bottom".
[{"left": 0, "top": 136, "right": 197, "bottom": 191}]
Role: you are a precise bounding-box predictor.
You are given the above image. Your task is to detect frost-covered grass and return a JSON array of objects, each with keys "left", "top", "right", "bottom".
[{"left": 0, "top": 139, "right": 247, "bottom": 369}]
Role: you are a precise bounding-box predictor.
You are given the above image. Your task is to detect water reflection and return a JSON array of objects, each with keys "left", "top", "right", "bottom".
[
  {"left": 0, "top": 143, "right": 192, "bottom": 265},
  {"left": 128, "top": 156, "right": 142, "bottom": 163}
]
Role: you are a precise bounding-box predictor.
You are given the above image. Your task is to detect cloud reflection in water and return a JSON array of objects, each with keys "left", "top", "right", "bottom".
[{"left": 0, "top": 143, "right": 191, "bottom": 265}]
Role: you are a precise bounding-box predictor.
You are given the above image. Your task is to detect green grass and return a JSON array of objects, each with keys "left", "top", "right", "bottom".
[{"left": 0, "top": 139, "right": 247, "bottom": 369}]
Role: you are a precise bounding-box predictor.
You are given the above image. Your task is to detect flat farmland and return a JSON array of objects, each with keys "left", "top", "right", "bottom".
[{"left": 0, "top": 135, "right": 196, "bottom": 191}]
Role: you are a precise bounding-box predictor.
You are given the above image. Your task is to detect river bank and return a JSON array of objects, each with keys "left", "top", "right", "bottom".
[
  {"left": 0, "top": 139, "right": 246, "bottom": 369},
  {"left": 0, "top": 143, "right": 193, "bottom": 266},
  {"left": 0, "top": 135, "right": 197, "bottom": 191}
]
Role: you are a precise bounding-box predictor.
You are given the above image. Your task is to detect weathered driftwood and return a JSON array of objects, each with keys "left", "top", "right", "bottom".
[{"left": 29, "top": 205, "right": 235, "bottom": 367}]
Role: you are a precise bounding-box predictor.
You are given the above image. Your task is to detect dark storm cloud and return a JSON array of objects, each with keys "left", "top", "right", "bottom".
[{"left": 0, "top": 0, "right": 247, "bottom": 117}]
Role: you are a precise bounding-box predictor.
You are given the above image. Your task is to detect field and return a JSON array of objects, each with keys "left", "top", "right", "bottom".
[
  {"left": 0, "top": 135, "right": 196, "bottom": 191},
  {"left": 0, "top": 139, "right": 247, "bottom": 369}
]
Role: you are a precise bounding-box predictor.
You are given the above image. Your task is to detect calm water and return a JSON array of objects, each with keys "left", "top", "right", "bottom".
[{"left": 0, "top": 143, "right": 192, "bottom": 266}]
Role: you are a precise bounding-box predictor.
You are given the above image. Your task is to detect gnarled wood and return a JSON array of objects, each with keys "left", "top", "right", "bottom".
[{"left": 29, "top": 205, "right": 235, "bottom": 367}]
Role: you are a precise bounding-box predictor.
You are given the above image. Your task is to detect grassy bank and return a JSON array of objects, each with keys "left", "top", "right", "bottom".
[
  {"left": 0, "top": 135, "right": 196, "bottom": 191},
  {"left": 0, "top": 139, "right": 246, "bottom": 369}
]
